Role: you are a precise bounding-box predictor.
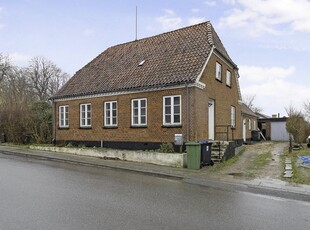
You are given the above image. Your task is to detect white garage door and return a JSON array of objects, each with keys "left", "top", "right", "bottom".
[{"left": 270, "top": 121, "right": 289, "bottom": 141}]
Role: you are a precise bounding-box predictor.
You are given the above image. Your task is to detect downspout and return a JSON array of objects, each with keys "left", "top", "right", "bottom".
[
  {"left": 186, "top": 83, "right": 189, "bottom": 142},
  {"left": 52, "top": 99, "right": 56, "bottom": 145}
]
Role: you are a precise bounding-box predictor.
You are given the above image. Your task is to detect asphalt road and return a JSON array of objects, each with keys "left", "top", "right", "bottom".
[{"left": 0, "top": 153, "right": 309, "bottom": 230}]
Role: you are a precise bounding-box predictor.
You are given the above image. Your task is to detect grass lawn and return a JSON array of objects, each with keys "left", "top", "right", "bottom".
[
  {"left": 283, "top": 144, "right": 310, "bottom": 185},
  {"left": 208, "top": 148, "right": 245, "bottom": 172}
]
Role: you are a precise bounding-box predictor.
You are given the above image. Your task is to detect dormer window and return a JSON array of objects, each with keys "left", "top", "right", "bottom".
[{"left": 138, "top": 60, "right": 145, "bottom": 66}]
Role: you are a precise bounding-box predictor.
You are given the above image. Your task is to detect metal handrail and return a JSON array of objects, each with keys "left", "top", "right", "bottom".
[{"left": 215, "top": 124, "right": 234, "bottom": 141}]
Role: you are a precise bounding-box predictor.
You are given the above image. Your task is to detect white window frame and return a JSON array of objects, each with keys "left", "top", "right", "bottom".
[
  {"left": 131, "top": 98, "right": 147, "bottom": 126},
  {"left": 253, "top": 120, "right": 257, "bottom": 130},
  {"left": 59, "top": 105, "right": 69, "bottom": 128},
  {"left": 163, "top": 95, "right": 182, "bottom": 126},
  {"left": 226, "top": 70, "right": 231, "bottom": 86},
  {"left": 249, "top": 119, "right": 252, "bottom": 130},
  {"left": 80, "top": 103, "right": 92, "bottom": 128},
  {"left": 216, "top": 62, "right": 222, "bottom": 81},
  {"left": 104, "top": 101, "right": 117, "bottom": 127},
  {"left": 231, "top": 106, "right": 236, "bottom": 128}
]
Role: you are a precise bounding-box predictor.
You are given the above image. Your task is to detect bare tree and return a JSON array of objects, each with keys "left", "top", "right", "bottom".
[
  {"left": 26, "top": 56, "right": 70, "bottom": 101},
  {"left": 27, "top": 101, "right": 52, "bottom": 144},
  {"left": 243, "top": 94, "right": 263, "bottom": 113},
  {"left": 0, "top": 66, "right": 35, "bottom": 143},
  {"left": 0, "top": 55, "right": 69, "bottom": 144},
  {"left": 0, "top": 53, "right": 11, "bottom": 83},
  {"left": 285, "top": 105, "right": 306, "bottom": 144},
  {"left": 304, "top": 100, "right": 310, "bottom": 122}
]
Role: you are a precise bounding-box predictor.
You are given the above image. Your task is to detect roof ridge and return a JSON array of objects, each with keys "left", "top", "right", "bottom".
[
  {"left": 52, "top": 20, "right": 236, "bottom": 100},
  {"left": 72, "top": 21, "right": 213, "bottom": 77},
  {"left": 108, "top": 21, "right": 212, "bottom": 50},
  {"left": 206, "top": 22, "right": 214, "bottom": 46}
]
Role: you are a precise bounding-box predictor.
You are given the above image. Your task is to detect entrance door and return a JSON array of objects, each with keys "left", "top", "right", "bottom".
[
  {"left": 208, "top": 99, "right": 215, "bottom": 140},
  {"left": 242, "top": 118, "right": 246, "bottom": 142}
]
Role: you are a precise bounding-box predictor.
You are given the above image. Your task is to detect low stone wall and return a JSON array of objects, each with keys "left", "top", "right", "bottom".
[{"left": 30, "top": 146, "right": 186, "bottom": 168}]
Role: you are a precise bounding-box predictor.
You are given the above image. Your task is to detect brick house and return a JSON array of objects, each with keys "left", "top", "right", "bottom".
[
  {"left": 241, "top": 103, "right": 259, "bottom": 142},
  {"left": 51, "top": 22, "right": 243, "bottom": 150},
  {"left": 258, "top": 117, "right": 289, "bottom": 141}
]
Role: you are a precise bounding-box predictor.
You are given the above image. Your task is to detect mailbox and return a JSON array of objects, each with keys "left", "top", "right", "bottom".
[{"left": 174, "top": 134, "right": 183, "bottom": 146}]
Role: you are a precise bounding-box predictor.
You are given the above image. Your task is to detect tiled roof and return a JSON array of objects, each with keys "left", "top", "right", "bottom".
[
  {"left": 241, "top": 103, "right": 258, "bottom": 117},
  {"left": 52, "top": 21, "right": 235, "bottom": 100},
  {"left": 255, "top": 112, "right": 271, "bottom": 119}
]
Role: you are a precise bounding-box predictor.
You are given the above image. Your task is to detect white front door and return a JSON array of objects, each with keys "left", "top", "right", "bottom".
[
  {"left": 208, "top": 99, "right": 215, "bottom": 140},
  {"left": 243, "top": 118, "right": 246, "bottom": 142}
]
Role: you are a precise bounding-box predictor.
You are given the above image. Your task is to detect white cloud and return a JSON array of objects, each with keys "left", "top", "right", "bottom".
[
  {"left": 239, "top": 65, "right": 307, "bottom": 116},
  {"left": 156, "top": 10, "right": 207, "bottom": 32},
  {"left": 188, "top": 17, "right": 206, "bottom": 25},
  {"left": 204, "top": 1, "right": 216, "bottom": 6},
  {"left": 239, "top": 65, "right": 295, "bottom": 82},
  {"left": 83, "top": 29, "right": 95, "bottom": 37},
  {"left": 222, "top": 0, "right": 236, "bottom": 4},
  {"left": 9, "top": 52, "right": 31, "bottom": 66},
  {"left": 191, "top": 8, "right": 200, "bottom": 13},
  {"left": 0, "top": 7, "right": 3, "bottom": 29},
  {"left": 219, "top": 0, "right": 310, "bottom": 36},
  {"left": 156, "top": 9, "right": 182, "bottom": 31}
]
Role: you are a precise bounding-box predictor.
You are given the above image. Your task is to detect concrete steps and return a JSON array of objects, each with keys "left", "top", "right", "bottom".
[{"left": 210, "top": 141, "right": 227, "bottom": 163}]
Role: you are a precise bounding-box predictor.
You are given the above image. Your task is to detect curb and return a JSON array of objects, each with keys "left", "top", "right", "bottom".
[
  {"left": 185, "top": 177, "right": 310, "bottom": 202},
  {"left": 1, "top": 146, "right": 310, "bottom": 201},
  {"left": 0, "top": 148, "right": 184, "bottom": 181}
]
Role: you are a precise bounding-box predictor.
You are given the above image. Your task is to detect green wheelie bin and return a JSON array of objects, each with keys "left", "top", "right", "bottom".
[{"left": 186, "top": 142, "right": 201, "bottom": 170}]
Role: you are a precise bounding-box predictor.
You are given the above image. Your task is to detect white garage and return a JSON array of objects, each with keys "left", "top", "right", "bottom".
[{"left": 270, "top": 120, "right": 290, "bottom": 141}]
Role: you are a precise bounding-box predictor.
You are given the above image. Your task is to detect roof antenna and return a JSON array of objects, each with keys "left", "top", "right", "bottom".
[{"left": 135, "top": 6, "right": 138, "bottom": 41}]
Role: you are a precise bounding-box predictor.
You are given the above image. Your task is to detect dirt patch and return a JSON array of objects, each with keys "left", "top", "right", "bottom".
[{"left": 209, "top": 142, "right": 288, "bottom": 181}]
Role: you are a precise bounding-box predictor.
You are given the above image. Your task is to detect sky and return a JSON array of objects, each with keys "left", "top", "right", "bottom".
[{"left": 1, "top": 0, "right": 310, "bottom": 117}]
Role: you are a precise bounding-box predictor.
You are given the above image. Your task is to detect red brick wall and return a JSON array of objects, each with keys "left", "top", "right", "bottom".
[
  {"left": 192, "top": 53, "right": 242, "bottom": 141},
  {"left": 54, "top": 53, "right": 243, "bottom": 145},
  {"left": 242, "top": 114, "right": 259, "bottom": 140},
  {"left": 55, "top": 88, "right": 189, "bottom": 144}
]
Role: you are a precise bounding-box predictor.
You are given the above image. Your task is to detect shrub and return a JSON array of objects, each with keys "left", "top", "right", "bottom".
[{"left": 160, "top": 142, "right": 175, "bottom": 153}]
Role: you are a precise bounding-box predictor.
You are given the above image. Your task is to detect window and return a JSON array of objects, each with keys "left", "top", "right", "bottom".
[
  {"left": 104, "top": 101, "right": 117, "bottom": 127},
  {"left": 231, "top": 106, "right": 236, "bottom": 128},
  {"left": 249, "top": 119, "right": 251, "bottom": 130},
  {"left": 253, "top": 120, "right": 256, "bottom": 130},
  {"left": 216, "top": 62, "right": 222, "bottom": 81},
  {"left": 163, "top": 95, "right": 181, "bottom": 125},
  {"left": 131, "top": 98, "right": 147, "bottom": 126},
  {"left": 59, "top": 105, "right": 69, "bottom": 128},
  {"left": 226, "top": 70, "right": 231, "bottom": 86},
  {"left": 80, "top": 103, "right": 91, "bottom": 127}
]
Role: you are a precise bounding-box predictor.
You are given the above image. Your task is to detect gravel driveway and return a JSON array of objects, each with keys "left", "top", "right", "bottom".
[{"left": 208, "top": 142, "right": 288, "bottom": 181}]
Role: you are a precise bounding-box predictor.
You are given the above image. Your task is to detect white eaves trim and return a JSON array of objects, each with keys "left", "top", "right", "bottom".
[
  {"left": 195, "top": 45, "right": 214, "bottom": 87},
  {"left": 52, "top": 82, "right": 204, "bottom": 102},
  {"left": 235, "top": 70, "right": 243, "bottom": 101},
  {"left": 213, "top": 50, "right": 235, "bottom": 69}
]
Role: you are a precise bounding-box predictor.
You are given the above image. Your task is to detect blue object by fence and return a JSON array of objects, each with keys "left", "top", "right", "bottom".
[{"left": 298, "top": 156, "right": 310, "bottom": 164}]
